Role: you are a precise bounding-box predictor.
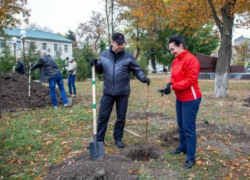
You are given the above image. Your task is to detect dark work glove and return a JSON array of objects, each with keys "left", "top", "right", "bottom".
[
  {"left": 157, "top": 89, "right": 164, "bottom": 96},
  {"left": 89, "top": 59, "right": 97, "bottom": 67},
  {"left": 157, "top": 82, "right": 173, "bottom": 96},
  {"left": 29, "top": 64, "right": 33, "bottom": 70},
  {"left": 146, "top": 78, "right": 150, "bottom": 86},
  {"left": 164, "top": 82, "right": 173, "bottom": 94},
  {"left": 142, "top": 77, "right": 150, "bottom": 86}
]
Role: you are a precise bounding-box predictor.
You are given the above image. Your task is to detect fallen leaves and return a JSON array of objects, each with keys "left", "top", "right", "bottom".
[{"left": 128, "top": 168, "right": 140, "bottom": 175}]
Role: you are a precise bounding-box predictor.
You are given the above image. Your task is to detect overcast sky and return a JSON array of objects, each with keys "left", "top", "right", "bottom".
[
  {"left": 20, "top": 0, "right": 249, "bottom": 42},
  {"left": 21, "top": 0, "right": 103, "bottom": 34}
]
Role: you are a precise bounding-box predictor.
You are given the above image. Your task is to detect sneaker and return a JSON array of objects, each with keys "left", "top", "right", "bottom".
[
  {"left": 183, "top": 160, "right": 196, "bottom": 169},
  {"left": 63, "top": 103, "right": 70, "bottom": 107},
  {"left": 71, "top": 94, "right": 76, "bottom": 98},
  {"left": 115, "top": 140, "right": 125, "bottom": 148},
  {"left": 169, "top": 148, "right": 187, "bottom": 155},
  {"left": 53, "top": 106, "right": 58, "bottom": 109}
]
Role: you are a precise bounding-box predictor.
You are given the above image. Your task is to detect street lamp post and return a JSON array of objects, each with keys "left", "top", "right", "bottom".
[
  {"left": 20, "top": 30, "right": 26, "bottom": 66},
  {"left": 20, "top": 30, "right": 31, "bottom": 97},
  {"left": 11, "top": 37, "right": 17, "bottom": 59}
]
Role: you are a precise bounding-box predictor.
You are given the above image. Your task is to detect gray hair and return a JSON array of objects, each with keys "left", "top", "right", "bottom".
[
  {"left": 40, "top": 50, "right": 47, "bottom": 57},
  {"left": 41, "top": 50, "right": 47, "bottom": 54}
]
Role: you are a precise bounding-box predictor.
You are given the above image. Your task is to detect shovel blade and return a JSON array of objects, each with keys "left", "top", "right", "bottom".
[
  {"left": 67, "top": 97, "right": 72, "bottom": 106},
  {"left": 89, "top": 141, "right": 105, "bottom": 161}
]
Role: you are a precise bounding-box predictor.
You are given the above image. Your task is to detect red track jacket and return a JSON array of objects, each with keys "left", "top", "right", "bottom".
[{"left": 170, "top": 50, "right": 202, "bottom": 101}]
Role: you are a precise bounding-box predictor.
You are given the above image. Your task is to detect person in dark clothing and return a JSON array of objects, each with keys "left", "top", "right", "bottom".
[
  {"left": 15, "top": 57, "right": 25, "bottom": 75},
  {"left": 89, "top": 32, "right": 150, "bottom": 148},
  {"left": 30, "top": 51, "right": 69, "bottom": 109},
  {"left": 163, "top": 67, "right": 168, "bottom": 74}
]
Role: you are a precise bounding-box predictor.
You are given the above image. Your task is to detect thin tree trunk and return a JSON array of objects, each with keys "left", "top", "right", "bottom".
[
  {"left": 105, "top": 0, "right": 110, "bottom": 45},
  {"left": 94, "top": 34, "right": 100, "bottom": 55},
  {"left": 134, "top": 0, "right": 141, "bottom": 60},
  {"left": 135, "top": 22, "right": 140, "bottom": 60},
  {"left": 214, "top": 5, "right": 234, "bottom": 98},
  {"left": 111, "top": 0, "right": 114, "bottom": 35},
  {"left": 150, "top": 48, "right": 156, "bottom": 73}
]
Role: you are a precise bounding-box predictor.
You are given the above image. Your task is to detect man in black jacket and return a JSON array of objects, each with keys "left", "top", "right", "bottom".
[
  {"left": 90, "top": 32, "right": 150, "bottom": 148},
  {"left": 30, "top": 51, "right": 69, "bottom": 109},
  {"left": 14, "top": 57, "right": 25, "bottom": 75}
]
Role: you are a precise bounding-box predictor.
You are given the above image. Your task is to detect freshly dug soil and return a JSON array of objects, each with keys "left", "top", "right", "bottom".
[
  {"left": 125, "top": 143, "right": 161, "bottom": 161},
  {"left": 159, "top": 128, "right": 179, "bottom": 148},
  {"left": 0, "top": 73, "right": 64, "bottom": 112},
  {"left": 46, "top": 153, "right": 139, "bottom": 180},
  {"left": 243, "top": 97, "right": 250, "bottom": 107}
]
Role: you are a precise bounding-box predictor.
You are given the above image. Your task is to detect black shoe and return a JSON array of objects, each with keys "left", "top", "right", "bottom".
[
  {"left": 115, "top": 140, "right": 125, "bottom": 148},
  {"left": 183, "top": 160, "right": 196, "bottom": 169},
  {"left": 169, "top": 148, "right": 187, "bottom": 155}
]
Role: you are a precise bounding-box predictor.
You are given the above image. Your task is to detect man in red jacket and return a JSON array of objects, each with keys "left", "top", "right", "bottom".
[{"left": 160, "top": 35, "right": 202, "bottom": 169}]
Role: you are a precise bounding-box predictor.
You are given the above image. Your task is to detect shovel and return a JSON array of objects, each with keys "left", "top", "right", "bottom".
[
  {"left": 89, "top": 65, "right": 105, "bottom": 161},
  {"left": 13, "top": 66, "right": 16, "bottom": 73},
  {"left": 28, "top": 62, "right": 31, "bottom": 97}
]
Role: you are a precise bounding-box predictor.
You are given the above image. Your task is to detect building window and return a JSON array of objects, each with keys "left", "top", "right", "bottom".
[
  {"left": 54, "top": 44, "right": 58, "bottom": 51},
  {"left": 0, "top": 40, "right": 6, "bottom": 48},
  {"left": 42, "top": 43, "right": 47, "bottom": 50},
  {"left": 16, "top": 41, "right": 21, "bottom": 49},
  {"left": 64, "top": 45, "right": 68, "bottom": 53}
]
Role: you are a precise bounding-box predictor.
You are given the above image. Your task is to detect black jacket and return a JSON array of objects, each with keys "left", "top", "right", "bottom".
[
  {"left": 15, "top": 61, "right": 25, "bottom": 75},
  {"left": 96, "top": 47, "right": 147, "bottom": 96},
  {"left": 31, "top": 55, "right": 61, "bottom": 82}
]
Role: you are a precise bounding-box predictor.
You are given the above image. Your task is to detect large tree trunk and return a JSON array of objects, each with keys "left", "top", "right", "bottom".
[{"left": 214, "top": 6, "right": 234, "bottom": 98}]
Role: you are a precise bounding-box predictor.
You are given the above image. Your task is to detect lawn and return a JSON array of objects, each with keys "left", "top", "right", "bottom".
[{"left": 0, "top": 74, "right": 250, "bottom": 180}]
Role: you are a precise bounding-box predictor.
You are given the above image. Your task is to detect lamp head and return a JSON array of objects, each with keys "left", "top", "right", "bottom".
[
  {"left": 12, "top": 37, "right": 17, "bottom": 44},
  {"left": 20, "top": 30, "right": 26, "bottom": 39}
]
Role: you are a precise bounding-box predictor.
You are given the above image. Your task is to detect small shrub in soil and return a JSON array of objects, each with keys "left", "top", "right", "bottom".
[{"left": 46, "top": 153, "right": 139, "bottom": 180}]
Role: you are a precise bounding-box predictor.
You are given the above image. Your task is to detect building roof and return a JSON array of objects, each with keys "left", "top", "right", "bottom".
[
  {"left": 4, "top": 28, "right": 72, "bottom": 43},
  {"left": 234, "top": 35, "right": 250, "bottom": 42}
]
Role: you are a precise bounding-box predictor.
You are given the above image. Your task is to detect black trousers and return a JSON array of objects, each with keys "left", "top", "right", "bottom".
[{"left": 97, "top": 95, "right": 129, "bottom": 142}]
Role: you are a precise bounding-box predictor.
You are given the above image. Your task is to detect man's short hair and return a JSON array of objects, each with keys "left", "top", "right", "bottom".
[{"left": 168, "top": 35, "right": 185, "bottom": 48}]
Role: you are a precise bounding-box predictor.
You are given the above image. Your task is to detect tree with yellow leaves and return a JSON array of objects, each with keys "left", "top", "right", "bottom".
[
  {"left": 163, "top": 0, "right": 250, "bottom": 97},
  {"left": 0, "top": 0, "right": 30, "bottom": 33},
  {"left": 118, "top": 0, "right": 250, "bottom": 98}
]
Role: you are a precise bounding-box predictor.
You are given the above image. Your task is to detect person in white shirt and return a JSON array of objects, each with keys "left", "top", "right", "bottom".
[{"left": 65, "top": 57, "right": 77, "bottom": 97}]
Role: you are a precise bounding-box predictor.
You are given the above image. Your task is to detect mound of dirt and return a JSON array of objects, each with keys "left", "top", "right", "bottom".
[
  {"left": 243, "top": 97, "right": 250, "bottom": 107},
  {"left": 0, "top": 73, "right": 64, "bottom": 112},
  {"left": 159, "top": 122, "right": 218, "bottom": 148},
  {"left": 127, "top": 111, "right": 171, "bottom": 121},
  {"left": 46, "top": 153, "right": 139, "bottom": 180},
  {"left": 125, "top": 143, "right": 161, "bottom": 161},
  {"left": 159, "top": 128, "right": 179, "bottom": 148}
]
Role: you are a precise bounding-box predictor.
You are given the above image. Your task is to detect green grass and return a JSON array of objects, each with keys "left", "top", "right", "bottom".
[{"left": 0, "top": 76, "right": 250, "bottom": 179}]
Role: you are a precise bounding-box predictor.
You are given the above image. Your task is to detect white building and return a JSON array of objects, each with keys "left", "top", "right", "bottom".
[
  {"left": 0, "top": 28, "right": 73, "bottom": 59},
  {"left": 234, "top": 35, "right": 250, "bottom": 46},
  {"left": 233, "top": 35, "right": 250, "bottom": 63}
]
